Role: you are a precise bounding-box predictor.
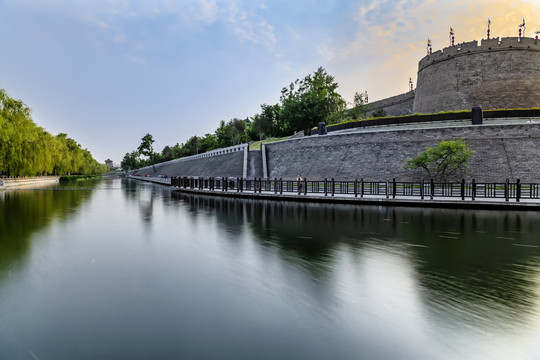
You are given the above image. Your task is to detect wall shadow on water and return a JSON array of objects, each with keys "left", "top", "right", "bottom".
[
  {"left": 172, "top": 192, "right": 540, "bottom": 329},
  {"left": 0, "top": 181, "right": 98, "bottom": 281}
]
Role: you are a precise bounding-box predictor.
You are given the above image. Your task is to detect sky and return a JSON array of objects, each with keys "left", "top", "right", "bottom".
[{"left": 1, "top": 0, "right": 539, "bottom": 165}]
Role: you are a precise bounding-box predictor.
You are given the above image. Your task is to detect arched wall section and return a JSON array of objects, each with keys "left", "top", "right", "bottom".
[{"left": 413, "top": 37, "right": 540, "bottom": 114}]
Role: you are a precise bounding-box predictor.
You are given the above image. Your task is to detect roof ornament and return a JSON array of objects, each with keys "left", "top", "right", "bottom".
[
  {"left": 450, "top": 27, "right": 455, "bottom": 46},
  {"left": 519, "top": 17, "right": 526, "bottom": 40},
  {"left": 535, "top": 30, "right": 540, "bottom": 40},
  {"left": 487, "top": 18, "right": 491, "bottom": 40},
  {"left": 427, "top": 38, "right": 432, "bottom": 55}
]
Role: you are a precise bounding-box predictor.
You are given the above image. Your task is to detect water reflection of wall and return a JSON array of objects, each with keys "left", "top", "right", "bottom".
[
  {"left": 0, "top": 186, "right": 96, "bottom": 280},
  {"left": 173, "top": 193, "right": 540, "bottom": 331}
]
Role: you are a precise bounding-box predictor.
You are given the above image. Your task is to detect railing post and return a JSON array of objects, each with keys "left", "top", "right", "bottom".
[
  {"left": 303, "top": 178, "right": 307, "bottom": 195},
  {"left": 472, "top": 179, "right": 476, "bottom": 200},
  {"left": 259, "top": 178, "right": 262, "bottom": 194},
  {"left": 430, "top": 179, "right": 434, "bottom": 200},
  {"left": 505, "top": 179, "right": 509, "bottom": 201},
  {"left": 461, "top": 179, "right": 465, "bottom": 200},
  {"left": 361, "top": 178, "right": 364, "bottom": 198},
  {"left": 224, "top": 177, "right": 228, "bottom": 192},
  {"left": 331, "top": 178, "right": 335, "bottom": 197},
  {"left": 324, "top": 178, "right": 328, "bottom": 196},
  {"left": 354, "top": 179, "right": 358, "bottom": 198},
  {"left": 420, "top": 179, "right": 424, "bottom": 200},
  {"left": 516, "top": 179, "right": 521, "bottom": 202},
  {"left": 280, "top": 178, "right": 283, "bottom": 194},
  {"left": 392, "top": 178, "right": 396, "bottom": 199},
  {"left": 386, "top": 180, "right": 389, "bottom": 199},
  {"left": 274, "top": 178, "right": 278, "bottom": 194}
]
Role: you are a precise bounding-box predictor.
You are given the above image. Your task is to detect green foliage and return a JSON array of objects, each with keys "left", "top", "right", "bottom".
[
  {"left": 0, "top": 89, "right": 106, "bottom": 176},
  {"left": 122, "top": 67, "right": 348, "bottom": 169},
  {"left": 137, "top": 133, "right": 154, "bottom": 158},
  {"left": 59, "top": 175, "right": 99, "bottom": 182},
  {"left": 280, "top": 67, "right": 346, "bottom": 133},
  {"left": 349, "top": 91, "right": 369, "bottom": 120},
  {"left": 249, "top": 137, "right": 289, "bottom": 150},
  {"left": 404, "top": 139, "right": 474, "bottom": 181}
]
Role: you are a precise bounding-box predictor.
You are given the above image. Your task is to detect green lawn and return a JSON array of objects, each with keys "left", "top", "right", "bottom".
[{"left": 249, "top": 137, "right": 289, "bottom": 150}]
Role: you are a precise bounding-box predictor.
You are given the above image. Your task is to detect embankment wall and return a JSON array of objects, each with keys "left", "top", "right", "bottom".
[
  {"left": 264, "top": 123, "right": 540, "bottom": 182},
  {"left": 132, "top": 124, "right": 540, "bottom": 183},
  {"left": 134, "top": 151, "right": 246, "bottom": 178}
]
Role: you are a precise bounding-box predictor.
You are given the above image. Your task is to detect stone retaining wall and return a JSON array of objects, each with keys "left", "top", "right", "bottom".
[{"left": 264, "top": 123, "right": 540, "bottom": 182}]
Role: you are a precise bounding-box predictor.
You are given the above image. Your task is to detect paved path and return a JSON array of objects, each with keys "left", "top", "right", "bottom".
[{"left": 129, "top": 175, "right": 540, "bottom": 210}]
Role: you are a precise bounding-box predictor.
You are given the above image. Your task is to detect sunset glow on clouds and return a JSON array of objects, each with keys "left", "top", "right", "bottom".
[{"left": 0, "top": 0, "right": 539, "bottom": 162}]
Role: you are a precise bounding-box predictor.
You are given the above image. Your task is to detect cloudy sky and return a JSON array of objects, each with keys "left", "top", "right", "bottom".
[{"left": 1, "top": 0, "right": 539, "bottom": 164}]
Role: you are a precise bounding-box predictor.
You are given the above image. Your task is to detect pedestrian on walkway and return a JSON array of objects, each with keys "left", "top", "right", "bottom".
[{"left": 297, "top": 174, "right": 303, "bottom": 194}]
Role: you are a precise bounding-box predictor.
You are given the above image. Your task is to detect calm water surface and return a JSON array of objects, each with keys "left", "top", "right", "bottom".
[{"left": 1, "top": 178, "right": 540, "bottom": 359}]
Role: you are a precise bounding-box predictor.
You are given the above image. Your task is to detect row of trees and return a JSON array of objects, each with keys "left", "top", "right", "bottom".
[
  {"left": 123, "top": 67, "right": 380, "bottom": 170},
  {"left": 0, "top": 89, "right": 108, "bottom": 177}
]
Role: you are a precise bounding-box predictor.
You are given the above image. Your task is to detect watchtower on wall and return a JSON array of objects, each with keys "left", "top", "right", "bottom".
[{"left": 413, "top": 37, "right": 540, "bottom": 114}]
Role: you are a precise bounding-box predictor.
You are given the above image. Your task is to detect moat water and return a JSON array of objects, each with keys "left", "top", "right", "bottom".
[{"left": 1, "top": 178, "right": 540, "bottom": 359}]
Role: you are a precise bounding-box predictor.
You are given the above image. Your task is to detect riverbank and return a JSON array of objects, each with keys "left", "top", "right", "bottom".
[
  {"left": 129, "top": 175, "right": 540, "bottom": 211},
  {"left": 0, "top": 176, "right": 59, "bottom": 189}
]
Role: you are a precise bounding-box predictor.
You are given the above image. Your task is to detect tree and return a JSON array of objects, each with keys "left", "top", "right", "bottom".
[
  {"left": 404, "top": 139, "right": 474, "bottom": 181},
  {"left": 137, "top": 133, "right": 154, "bottom": 158},
  {"left": 199, "top": 133, "right": 218, "bottom": 153},
  {"left": 121, "top": 150, "right": 140, "bottom": 171},
  {"left": 280, "top": 67, "right": 346, "bottom": 134},
  {"left": 349, "top": 91, "right": 369, "bottom": 120}
]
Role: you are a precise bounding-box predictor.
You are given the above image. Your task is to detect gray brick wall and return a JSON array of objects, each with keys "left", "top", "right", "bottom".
[
  {"left": 134, "top": 151, "right": 244, "bottom": 178},
  {"left": 264, "top": 123, "right": 540, "bottom": 182},
  {"left": 368, "top": 91, "right": 415, "bottom": 116}
]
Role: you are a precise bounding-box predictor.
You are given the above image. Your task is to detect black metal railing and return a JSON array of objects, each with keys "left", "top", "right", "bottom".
[{"left": 170, "top": 177, "right": 540, "bottom": 202}]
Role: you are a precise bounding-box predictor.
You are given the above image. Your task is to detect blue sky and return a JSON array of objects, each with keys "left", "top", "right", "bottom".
[{"left": 1, "top": 0, "right": 539, "bottom": 164}]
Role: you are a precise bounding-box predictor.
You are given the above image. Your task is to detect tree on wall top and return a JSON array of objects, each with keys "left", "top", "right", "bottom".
[{"left": 404, "top": 139, "right": 474, "bottom": 181}]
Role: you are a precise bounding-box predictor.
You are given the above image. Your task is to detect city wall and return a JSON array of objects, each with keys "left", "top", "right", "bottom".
[
  {"left": 264, "top": 123, "right": 540, "bottom": 182},
  {"left": 134, "top": 124, "right": 540, "bottom": 183},
  {"left": 413, "top": 37, "right": 540, "bottom": 114},
  {"left": 368, "top": 90, "right": 415, "bottom": 116}
]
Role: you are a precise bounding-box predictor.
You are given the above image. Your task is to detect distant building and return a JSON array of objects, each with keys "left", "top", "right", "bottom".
[{"left": 105, "top": 159, "right": 113, "bottom": 168}]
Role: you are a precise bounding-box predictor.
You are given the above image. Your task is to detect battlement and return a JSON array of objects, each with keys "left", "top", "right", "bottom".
[{"left": 418, "top": 36, "right": 540, "bottom": 71}]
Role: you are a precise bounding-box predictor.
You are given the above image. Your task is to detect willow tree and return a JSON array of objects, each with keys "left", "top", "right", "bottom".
[{"left": 0, "top": 89, "right": 106, "bottom": 176}]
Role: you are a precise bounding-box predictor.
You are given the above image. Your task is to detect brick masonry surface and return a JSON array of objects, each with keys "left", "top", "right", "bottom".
[
  {"left": 264, "top": 123, "right": 540, "bottom": 182},
  {"left": 413, "top": 37, "right": 540, "bottom": 114}
]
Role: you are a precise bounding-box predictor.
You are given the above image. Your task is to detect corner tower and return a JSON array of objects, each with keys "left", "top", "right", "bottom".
[{"left": 413, "top": 37, "right": 540, "bottom": 114}]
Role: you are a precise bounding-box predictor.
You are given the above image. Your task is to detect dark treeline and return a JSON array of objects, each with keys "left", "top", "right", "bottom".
[
  {"left": 122, "top": 67, "right": 380, "bottom": 171},
  {"left": 0, "top": 89, "right": 108, "bottom": 177}
]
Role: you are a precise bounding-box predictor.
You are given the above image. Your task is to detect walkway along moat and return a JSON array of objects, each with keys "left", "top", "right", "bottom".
[{"left": 130, "top": 175, "right": 540, "bottom": 210}]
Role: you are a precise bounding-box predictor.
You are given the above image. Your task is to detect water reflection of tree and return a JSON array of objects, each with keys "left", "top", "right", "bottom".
[
  {"left": 0, "top": 187, "right": 94, "bottom": 281},
  {"left": 172, "top": 193, "right": 540, "bottom": 330},
  {"left": 401, "top": 209, "right": 540, "bottom": 329},
  {"left": 121, "top": 179, "right": 174, "bottom": 224}
]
